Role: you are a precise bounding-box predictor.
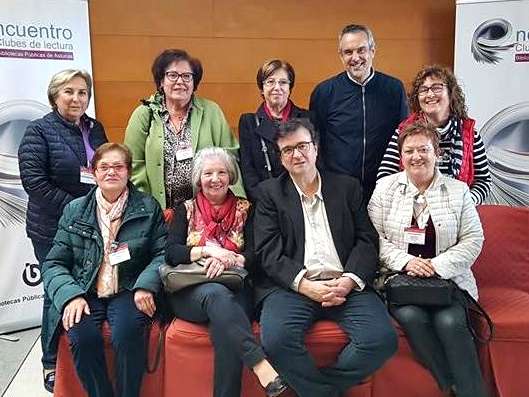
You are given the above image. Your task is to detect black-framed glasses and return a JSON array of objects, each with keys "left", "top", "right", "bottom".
[
  {"left": 279, "top": 141, "right": 313, "bottom": 158},
  {"left": 165, "top": 71, "right": 194, "bottom": 83},
  {"left": 417, "top": 83, "right": 445, "bottom": 96}
]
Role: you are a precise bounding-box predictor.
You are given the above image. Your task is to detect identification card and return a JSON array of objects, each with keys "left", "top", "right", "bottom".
[
  {"left": 80, "top": 167, "right": 96, "bottom": 185},
  {"left": 109, "top": 243, "right": 131, "bottom": 266},
  {"left": 175, "top": 145, "right": 193, "bottom": 161},
  {"left": 404, "top": 227, "right": 426, "bottom": 245}
]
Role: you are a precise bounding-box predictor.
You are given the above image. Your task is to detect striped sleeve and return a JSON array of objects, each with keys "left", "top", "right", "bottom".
[
  {"left": 377, "top": 129, "right": 401, "bottom": 180},
  {"left": 469, "top": 130, "right": 491, "bottom": 205}
]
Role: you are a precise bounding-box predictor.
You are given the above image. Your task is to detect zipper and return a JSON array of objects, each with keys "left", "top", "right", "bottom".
[{"left": 361, "top": 85, "right": 366, "bottom": 184}]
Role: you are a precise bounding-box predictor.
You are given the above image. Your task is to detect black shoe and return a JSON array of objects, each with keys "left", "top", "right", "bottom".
[
  {"left": 43, "top": 370, "right": 55, "bottom": 393},
  {"left": 264, "top": 376, "right": 288, "bottom": 397}
]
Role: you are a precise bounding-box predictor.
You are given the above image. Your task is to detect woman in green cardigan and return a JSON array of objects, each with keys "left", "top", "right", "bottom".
[{"left": 124, "top": 49, "right": 244, "bottom": 220}]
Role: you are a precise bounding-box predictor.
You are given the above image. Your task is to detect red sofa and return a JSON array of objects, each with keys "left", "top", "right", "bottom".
[{"left": 54, "top": 205, "right": 529, "bottom": 397}]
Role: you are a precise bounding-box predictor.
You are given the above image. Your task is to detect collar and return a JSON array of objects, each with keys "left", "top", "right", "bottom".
[
  {"left": 290, "top": 171, "right": 323, "bottom": 202},
  {"left": 396, "top": 170, "right": 445, "bottom": 196},
  {"left": 346, "top": 68, "right": 375, "bottom": 87}
]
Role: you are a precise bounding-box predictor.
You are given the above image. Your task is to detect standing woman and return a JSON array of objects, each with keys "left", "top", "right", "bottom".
[
  {"left": 124, "top": 49, "right": 245, "bottom": 219},
  {"left": 238, "top": 59, "right": 310, "bottom": 201},
  {"left": 18, "top": 69, "right": 107, "bottom": 392},
  {"left": 377, "top": 65, "right": 491, "bottom": 205}
]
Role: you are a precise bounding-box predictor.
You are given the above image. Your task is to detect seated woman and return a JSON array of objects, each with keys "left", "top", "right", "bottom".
[
  {"left": 42, "top": 143, "right": 167, "bottom": 397},
  {"left": 368, "top": 121, "right": 487, "bottom": 397},
  {"left": 165, "top": 147, "right": 287, "bottom": 397},
  {"left": 238, "top": 59, "right": 310, "bottom": 201},
  {"left": 377, "top": 65, "right": 491, "bottom": 205}
]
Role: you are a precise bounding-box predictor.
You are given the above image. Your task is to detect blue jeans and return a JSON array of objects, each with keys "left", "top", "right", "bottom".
[
  {"left": 169, "top": 283, "right": 266, "bottom": 397},
  {"left": 259, "top": 288, "right": 397, "bottom": 397},
  {"left": 31, "top": 239, "right": 56, "bottom": 370},
  {"left": 391, "top": 300, "right": 488, "bottom": 397},
  {"left": 66, "top": 290, "right": 150, "bottom": 397}
]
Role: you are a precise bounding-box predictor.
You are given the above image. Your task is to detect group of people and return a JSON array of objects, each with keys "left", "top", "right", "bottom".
[{"left": 18, "top": 22, "right": 491, "bottom": 397}]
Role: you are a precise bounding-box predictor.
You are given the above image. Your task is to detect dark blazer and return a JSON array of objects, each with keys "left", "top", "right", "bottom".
[
  {"left": 253, "top": 170, "right": 379, "bottom": 303},
  {"left": 238, "top": 103, "right": 310, "bottom": 202}
]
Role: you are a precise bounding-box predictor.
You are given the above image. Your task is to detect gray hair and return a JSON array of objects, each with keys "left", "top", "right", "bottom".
[
  {"left": 47, "top": 69, "right": 92, "bottom": 109},
  {"left": 191, "top": 147, "right": 239, "bottom": 195},
  {"left": 339, "top": 24, "right": 376, "bottom": 50}
]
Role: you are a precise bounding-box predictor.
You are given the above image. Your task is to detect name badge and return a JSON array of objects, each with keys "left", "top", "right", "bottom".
[
  {"left": 80, "top": 167, "right": 96, "bottom": 185},
  {"left": 109, "top": 243, "right": 131, "bottom": 266},
  {"left": 404, "top": 227, "right": 426, "bottom": 245},
  {"left": 176, "top": 145, "right": 193, "bottom": 161}
]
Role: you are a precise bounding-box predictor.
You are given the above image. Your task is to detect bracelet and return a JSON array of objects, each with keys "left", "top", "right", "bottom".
[{"left": 200, "top": 246, "right": 205, "bottom": 258}]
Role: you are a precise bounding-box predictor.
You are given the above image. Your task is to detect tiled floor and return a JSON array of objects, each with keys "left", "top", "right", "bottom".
[{"left": 0, "top": 328, "right": 50, "bottom": 397}]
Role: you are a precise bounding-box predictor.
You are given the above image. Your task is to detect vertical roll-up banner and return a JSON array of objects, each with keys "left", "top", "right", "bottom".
[
  {"left": 455, "top": 0, "right": 529, "bottom": 207},
  {"left": 0, "top": 0, "right": 94, "bottom": 333}
]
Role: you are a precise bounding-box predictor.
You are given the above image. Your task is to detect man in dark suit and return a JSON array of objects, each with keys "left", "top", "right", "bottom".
[{"left": 254, "top": 118, "right": 397, "bottom": 397}]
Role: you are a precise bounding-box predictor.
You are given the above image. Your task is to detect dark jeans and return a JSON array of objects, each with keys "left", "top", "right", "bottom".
[
  {"left": 169, "top": 283, "right": 266, "bottom": 397},
  {"left": 259, "top": 288, "right": 398, "bottom": 397},
  {"left": 66, "top": 290, "right": 150, "bottom": 397},
  {"left": 391, "top": 299, "right": 488, "bottom": 397},
  {"left": 32, "top": 239, "right": 56, "bottom": 370}
]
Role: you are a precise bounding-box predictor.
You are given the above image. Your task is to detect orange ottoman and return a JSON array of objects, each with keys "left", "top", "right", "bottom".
[
  {"left": 54, "top": 321, "right": 164, "bottom": 397},
  {"left": 164, "top": 318, "right": 371, "bottom": 397}
]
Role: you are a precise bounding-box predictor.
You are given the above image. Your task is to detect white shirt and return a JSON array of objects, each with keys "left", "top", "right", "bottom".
[{"left": 290, "top": 173, "right": 365, "bottom": 292}]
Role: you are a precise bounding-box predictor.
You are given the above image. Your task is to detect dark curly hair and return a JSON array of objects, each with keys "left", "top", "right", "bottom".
[
  {"left": 409, "top": 65, "right": 468, "bottom": 120},
  {"left": 151, "top": 49, "right": 203, "bottom": 92}
]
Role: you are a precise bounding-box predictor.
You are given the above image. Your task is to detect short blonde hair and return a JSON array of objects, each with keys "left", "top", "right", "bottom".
[{"left": 47, "top": 69, "right": 92, "bottom": 109}]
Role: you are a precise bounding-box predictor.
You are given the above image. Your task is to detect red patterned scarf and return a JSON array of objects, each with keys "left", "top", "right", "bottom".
[{"left": 187, "top": 190, "right": 248, "bottom": 253}]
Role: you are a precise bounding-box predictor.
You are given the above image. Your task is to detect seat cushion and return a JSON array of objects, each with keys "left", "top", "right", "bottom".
[
  {"left": 164, "top": 319, "right": 371, "bottom": 397},
  {"left": 477, "top": 287, "right": 529, "bottom": 341}
]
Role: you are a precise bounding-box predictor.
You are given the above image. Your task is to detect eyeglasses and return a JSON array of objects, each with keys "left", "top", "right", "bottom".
[
  {"left": 165, "top": 71, "right": 194, "bottom": 83},
  {"left": 402, "top": 145, "right": 434, "bottom": 157},
  {"left": 263, "top": 79, "right": 290, "bottom": 88},
  {"left": 279, "top": 141, "right": 313, "bottom": 158},
  {"left": 96, "top": 163, "right": 128, "bottom": 173},
  {"left": 417, "top": 83, "right": 445, "bottom": 96}
]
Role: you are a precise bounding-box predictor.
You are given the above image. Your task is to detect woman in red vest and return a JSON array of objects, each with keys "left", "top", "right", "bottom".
[{"left": 377, "top": 65, "right": 491, "bottom": 205}]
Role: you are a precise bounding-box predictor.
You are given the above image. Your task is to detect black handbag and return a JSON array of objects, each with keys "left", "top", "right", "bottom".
[
  {"left": 383, "top": 271, "right": 494, "bottom": 342},
  {"left": 384, "top": 272, "right": 456, "bottom": 306},
  {"left": 159, "top": 261, "right": 248, "bottom": 294}
]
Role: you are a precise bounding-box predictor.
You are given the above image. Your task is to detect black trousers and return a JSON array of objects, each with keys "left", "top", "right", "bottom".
[
  {"left": 169, "top": 283, "right": 266, "bottom": 397},
  {"left": 391, "top": 299, "right": 488, "bottom": 397},
  {"left": 66, "top": 291, "right": 150, "bottom": 397}
]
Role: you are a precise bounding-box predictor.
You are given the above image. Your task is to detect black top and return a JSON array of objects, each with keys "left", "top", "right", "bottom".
[
  {"left": 238, "top": 103, "right": 310, "bottom": 202},
  {"left": 407, "top": 216, "right": 436, "bottom": 259}
]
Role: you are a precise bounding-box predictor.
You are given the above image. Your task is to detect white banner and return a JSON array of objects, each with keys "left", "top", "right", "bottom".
[
  {"left": 0, "top": 0, "right": 93, "bottom": 333},
  {"left": 455, "top": 0, "right": 529, "bottom": 206}
]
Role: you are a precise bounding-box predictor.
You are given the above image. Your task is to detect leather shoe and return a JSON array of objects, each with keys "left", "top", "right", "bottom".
[
  {"left": 43, "top": 370, "right": 55, "bottom": 393},
  {"left": 264, "top": 376, "right": 288, "bottom": 397}
]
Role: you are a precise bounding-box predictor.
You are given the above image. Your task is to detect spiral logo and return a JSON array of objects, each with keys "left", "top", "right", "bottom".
[
  {"left": 22, "top": 262, "right": 41, "bottom": 287},
  {"left": 471, "top": 18, "right": 516, "bottom": 64}
]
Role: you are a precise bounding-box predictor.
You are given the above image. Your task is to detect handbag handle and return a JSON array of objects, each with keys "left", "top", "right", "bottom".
[
  {"left": 458, "top": 290, "right": 494, "bottom": 344},
  {"left": 254, "top": 114, "right": 272, "bottom": 177}
]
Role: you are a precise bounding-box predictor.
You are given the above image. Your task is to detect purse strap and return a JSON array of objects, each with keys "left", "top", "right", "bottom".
[
  {"left": 254, "top": 114, "right": 272, "bottom": 178},
  {"left": 457, "top": 289, "right": 494, "bottom": 344}
]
